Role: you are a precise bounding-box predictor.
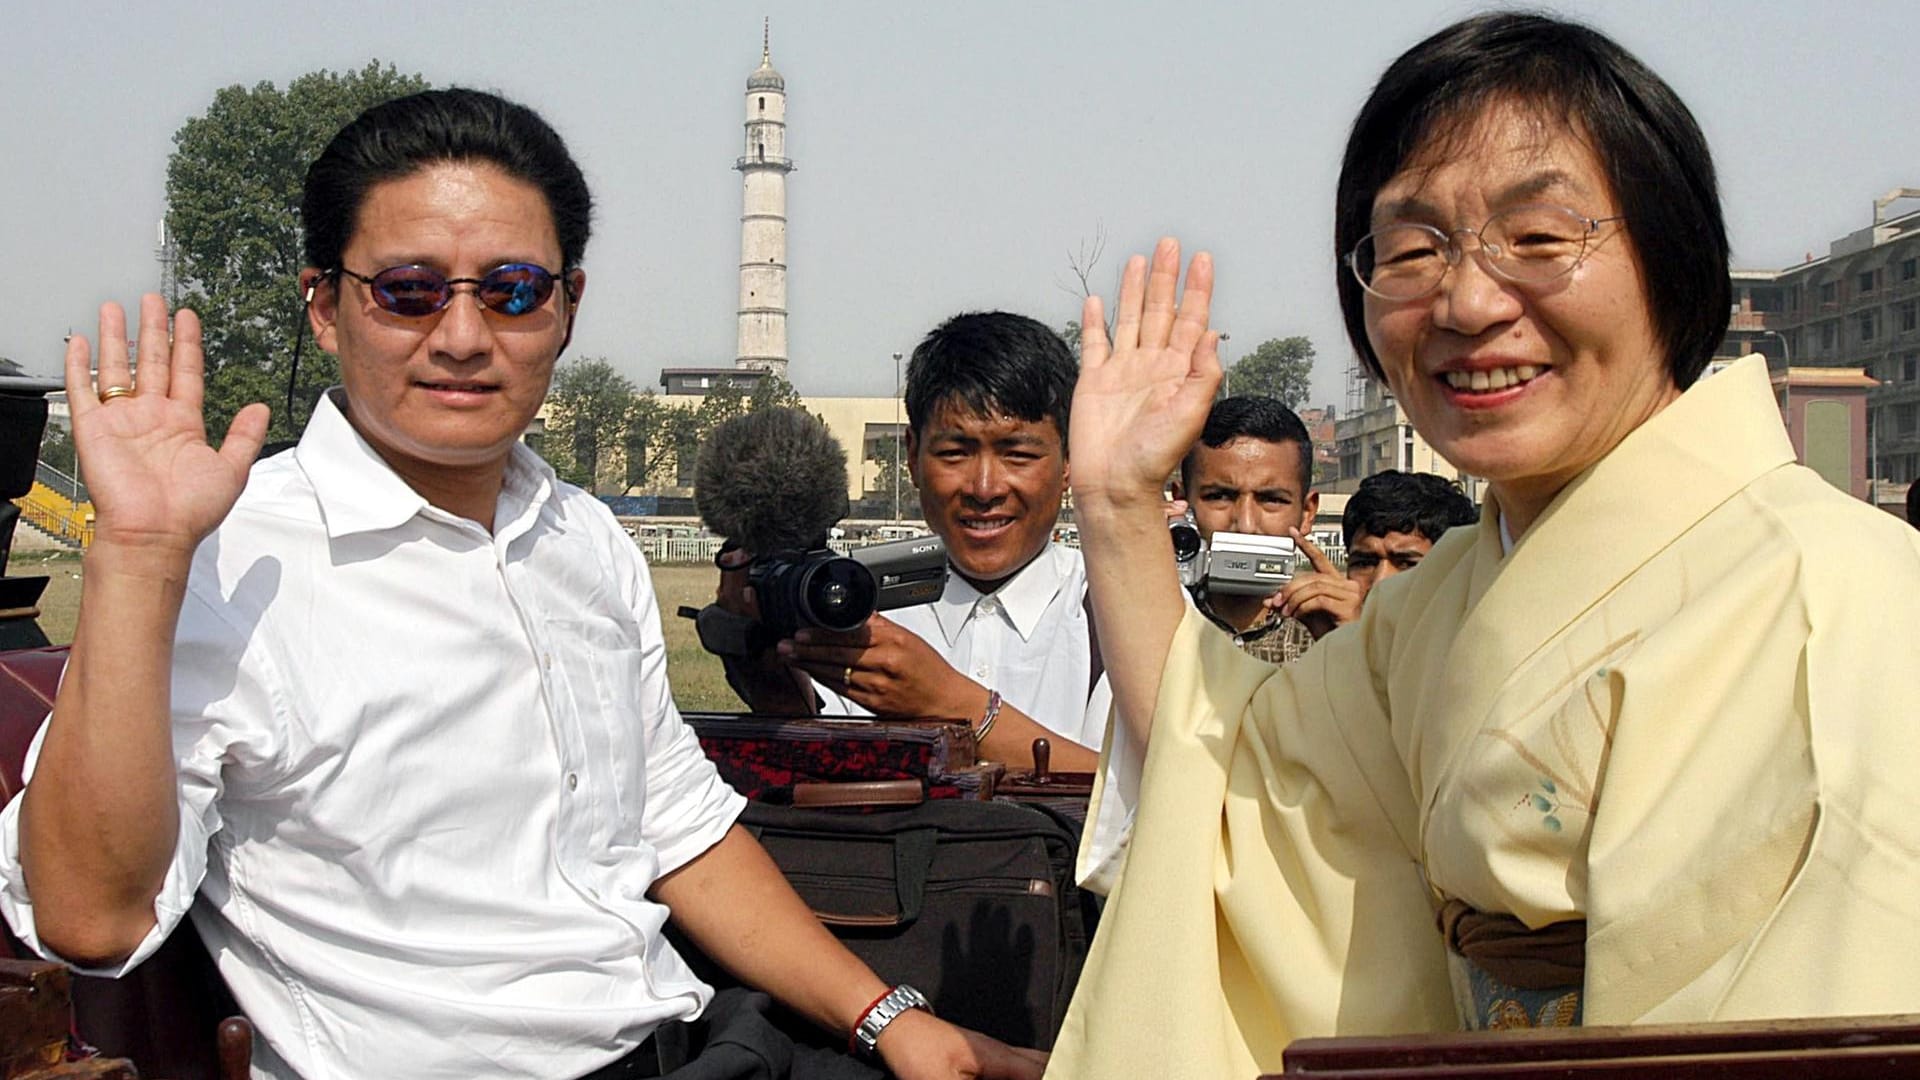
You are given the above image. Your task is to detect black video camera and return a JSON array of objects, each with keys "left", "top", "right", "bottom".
[
  {"left": 750, "top": 534, "right": 948, "bottom": 637},
  {"left": 687, "top": 534, "right": 950, "bottom": 657}
]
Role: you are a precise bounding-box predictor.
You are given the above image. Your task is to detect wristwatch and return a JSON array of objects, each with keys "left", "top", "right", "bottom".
[{"left": 851, "top": 984, "right": 933, "bottom": 1057}]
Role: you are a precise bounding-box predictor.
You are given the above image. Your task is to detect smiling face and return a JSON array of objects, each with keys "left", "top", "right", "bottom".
[
  {"left": 1176, "top": 436, "right": 1317, "bottom": 542},
  {"left": 908, "top": 400, "right": 1066, "bottom": 591},
  {"left": 1362, "top": 102, "right": 1678, "bottom": 527},
  {"left": 308, "top": 161, "right": 582, "bottom": 496}
]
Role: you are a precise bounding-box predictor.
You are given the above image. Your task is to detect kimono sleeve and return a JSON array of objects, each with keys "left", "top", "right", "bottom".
[
  {"left": 1051, "top": 607, "right": 1453, "bottom": 1080},
  {"left": 1680, "top": 519, "right": 1920, "bottom": 1019}
]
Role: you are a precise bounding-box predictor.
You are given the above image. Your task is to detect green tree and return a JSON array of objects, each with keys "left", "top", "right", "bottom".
[
  {"left": 1227, "top": 336, "right": 1316, "bottom": 408},
  {"left": 544, "top": 357, "right": 635, "bottom": 492},
  {"left": 630, "top": 372, "right": 809, "bottom": 492},
  {"left": 623, "top": 391, "right": 674, "bottom": 491},
  {"left": 868, "top": 434, "right": 918, "bottom": 520},
  {"left": 662, "top": 378, "right": 750, "bottom": 488},
  {"left": 747, "top": 373, "right": 804, "bottom": 412},
  {"left": 1056, "top": 223, "right": 1110, "bottom": 355},
  {"left": 38, "top": 418, "right": 79, "bottom": 496},
  {"left": 165, "top": 61, "right": 430, "bottom": 444}
]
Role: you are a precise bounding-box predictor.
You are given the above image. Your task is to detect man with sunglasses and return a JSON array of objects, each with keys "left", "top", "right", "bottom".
[{"left": 3, "top": 91, "right": 1043, "bottom": 1080}]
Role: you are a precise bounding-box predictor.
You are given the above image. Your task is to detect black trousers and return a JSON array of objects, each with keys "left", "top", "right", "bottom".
[{"left": 577, "top": 989, "right": 883, "bottom": 1080}]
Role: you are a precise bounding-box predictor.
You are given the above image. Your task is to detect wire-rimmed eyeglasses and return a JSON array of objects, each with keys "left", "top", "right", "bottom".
[{"left": 1345, "top": 205, "right": 1624, "bottom": 301}]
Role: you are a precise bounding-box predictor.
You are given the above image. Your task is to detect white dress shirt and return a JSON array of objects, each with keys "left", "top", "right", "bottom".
[
  {"left": 814, "top": 543, "right": 1112, "bottom": 751},
  {"left": 0, "top": 392, "right": 746, "bottom": 1080}
]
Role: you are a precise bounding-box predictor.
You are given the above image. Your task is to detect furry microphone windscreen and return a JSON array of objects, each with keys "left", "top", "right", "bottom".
[{"left": 695, "top": 407, "right": 851, "bottom": 555}]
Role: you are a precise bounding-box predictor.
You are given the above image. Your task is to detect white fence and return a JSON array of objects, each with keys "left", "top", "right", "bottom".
[
  {"left": 634, "top": 533, "right": 925, "bottom": 564},
  {"left": 639, "top": 536, "right": 728, "bottom": 564}
]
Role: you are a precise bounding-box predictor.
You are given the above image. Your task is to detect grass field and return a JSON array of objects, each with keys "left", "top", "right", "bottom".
[
  {"left": 12, "top": 551, "right": 80, "bottom": 648},
  {"left": 12, "top": 551, "right": 745, "bottom": 713}
]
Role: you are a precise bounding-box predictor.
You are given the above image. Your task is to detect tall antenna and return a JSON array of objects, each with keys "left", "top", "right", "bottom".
[
  {"left": 155, "top": 218, "right": 180, "bottom": 307},
  {"left": 763, "top": 16, "right": 770, "bottom": 62}
]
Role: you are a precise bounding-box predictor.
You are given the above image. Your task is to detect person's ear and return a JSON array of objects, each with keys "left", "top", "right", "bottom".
[
  {"left": 905, "top": 427, "right": 922, "bottom": 487},
  {"left": 1302, "top": 489, "right": 1320, "bottom": 532},
  {"left": 557, "top": 268, "right": 588, "bottom": 358},
  {"left": 301, "top": 269, "right": 340, "bottom": 354}
]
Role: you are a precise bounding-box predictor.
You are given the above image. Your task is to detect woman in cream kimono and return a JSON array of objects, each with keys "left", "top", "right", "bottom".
[{"left": 1049, "top": 13, "right": 1920, "bottom": 1080}]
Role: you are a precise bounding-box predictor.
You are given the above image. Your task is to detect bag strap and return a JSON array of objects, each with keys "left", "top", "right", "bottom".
[{"left": 805, "top": 827, "right": 937, "bottom": 929}]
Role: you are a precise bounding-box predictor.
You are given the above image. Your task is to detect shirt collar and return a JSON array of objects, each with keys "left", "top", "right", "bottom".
[
  {"left": 294, "top": 388, "right": 556, "bottom": 541},
  {"left": 930, "top": 544, "right": 1070, "bottom": 645}
]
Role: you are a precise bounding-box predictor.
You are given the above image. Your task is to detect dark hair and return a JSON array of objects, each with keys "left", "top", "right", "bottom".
[
  {"left": 905, "top": 312, "right": 1077, "bottom": 445},
  {"left": 302, "top": 88, "right": 593, "bottom": 274},
  {"left": 1180, "top": 395, "right": 1314, "bottom": 493},
  {"left": 1335, "top": 12, "right": 1729, "bottom": 389},
  {"left": 1342, "top": 469, "right": 1479, "bottom": 549}
]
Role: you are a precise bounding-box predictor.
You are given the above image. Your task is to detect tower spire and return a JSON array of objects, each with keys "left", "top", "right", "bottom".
[{"left": 736, "top": 23, "right": 792, "bottom": 379}]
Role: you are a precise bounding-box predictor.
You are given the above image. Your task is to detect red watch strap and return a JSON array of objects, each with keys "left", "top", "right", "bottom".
[{"left": 848, "top": 989, "right": 893, "bottom": 1056}]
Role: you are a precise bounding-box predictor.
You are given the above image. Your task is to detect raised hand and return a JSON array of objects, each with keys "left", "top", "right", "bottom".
[
  {"left": 1273, "top": 529, "right": 1365, "bottom": 640},
  {"left": 1070, "top": 238, "right": 1220, "bottom": 508},
  {"left": 25, "top": 296, "right": 271, "bottom": 966},
  {"left": 66, "top": 295, "right": 269, "bottom": 554}
]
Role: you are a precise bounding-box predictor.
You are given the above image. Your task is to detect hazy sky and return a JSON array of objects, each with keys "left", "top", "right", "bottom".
[{"left": 6, "top": 2, "right": 1918, "bottom": 409}]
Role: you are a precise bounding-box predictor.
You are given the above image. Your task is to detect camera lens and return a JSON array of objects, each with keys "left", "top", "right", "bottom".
[
  {"left": 1170, "top": 519, "right": 1203, "bottom": 563},
  {"left": 798, "top": 557, "right": 878, "bottom": 632}
]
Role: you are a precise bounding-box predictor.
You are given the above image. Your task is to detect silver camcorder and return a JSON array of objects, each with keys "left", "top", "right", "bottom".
[{"left": 1171, "top": 513, "right": 1297, "bottom": 596}]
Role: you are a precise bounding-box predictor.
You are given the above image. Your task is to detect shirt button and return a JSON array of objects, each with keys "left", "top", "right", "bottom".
[
  {"left": 566, "top": 772, "right": 579, "bottom": 791},
  {"left": 974, "top": 665, "right": 990, "bottom": 680},
  {"left": 544, "top": 654, "right": 553, "bottom": 670},
  {"left": 979, "top": 597, "right": 998, "bottom": 615}
]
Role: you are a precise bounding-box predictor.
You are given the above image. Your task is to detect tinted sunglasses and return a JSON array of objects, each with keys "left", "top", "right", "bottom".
[{"left": 332, "top": 262, "right": 568, "bottom": 317}]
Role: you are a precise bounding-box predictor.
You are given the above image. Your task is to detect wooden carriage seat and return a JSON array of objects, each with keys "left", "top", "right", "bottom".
[{"left": 0, "top": 645, "right": 250, "bottom": 1080}]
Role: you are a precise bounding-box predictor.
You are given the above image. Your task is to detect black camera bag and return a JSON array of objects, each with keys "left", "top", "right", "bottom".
[{"left": 674, "top": 797, "right": 1097, "bottom": 1052}]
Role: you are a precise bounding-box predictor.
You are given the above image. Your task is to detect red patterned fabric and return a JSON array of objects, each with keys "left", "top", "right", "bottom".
[
  {"left": 683, "top": 714, "right": 987, "bottom": 802},
  {"left": 694, "top": 734, "right": 995, "bottom": 801}
]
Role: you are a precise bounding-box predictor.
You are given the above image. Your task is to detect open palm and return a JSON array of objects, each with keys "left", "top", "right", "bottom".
[
  {"left": 66, "top": 296, "right": 268, "bottom": 553},
  {"left": 1070, "top": 238, "right": 1221, "bottom": 504}
]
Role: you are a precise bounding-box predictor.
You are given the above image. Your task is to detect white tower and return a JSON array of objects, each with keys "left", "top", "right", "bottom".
[{"left": 735, "top": 21, "right": 792, "bottom": 379}]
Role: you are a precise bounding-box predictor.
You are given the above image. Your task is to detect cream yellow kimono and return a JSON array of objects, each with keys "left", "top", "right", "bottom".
[{"left": 1049, "top": 356, "right": 1920, "bottom": 1080}]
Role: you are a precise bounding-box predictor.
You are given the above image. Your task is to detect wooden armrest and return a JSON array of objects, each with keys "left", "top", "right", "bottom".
[{"left": 1273, "top": 1014, "right": 1920, "bottom": 1078}]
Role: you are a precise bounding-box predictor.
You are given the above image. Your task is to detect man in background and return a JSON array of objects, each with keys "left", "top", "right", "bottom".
[
  {"left": 1276, "top": 469, "right": 1480, "bottom": 639},
  {"left": 1170, "top": 395, "right": 1319, "bottom": 664},
  {"left": 721, "top": 312, "right": 1104, "bottom": 771}
]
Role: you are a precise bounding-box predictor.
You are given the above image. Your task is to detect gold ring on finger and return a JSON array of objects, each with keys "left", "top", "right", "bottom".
[
  {"left": 843, "top": 665, "right": 854, "bottom": 686},
  {"left": 99, "top": 385, "right": 135, "bottom": 403}
]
